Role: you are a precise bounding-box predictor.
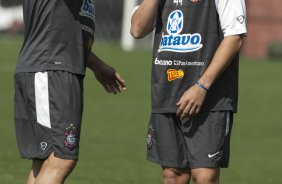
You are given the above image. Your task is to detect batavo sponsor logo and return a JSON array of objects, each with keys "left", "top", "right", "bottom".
[
  {"left": 158, "top": 10, "right": 203, "bottom": 53},
  {"left": 167, "top": 69, "right": 184, "bottom": 81}
]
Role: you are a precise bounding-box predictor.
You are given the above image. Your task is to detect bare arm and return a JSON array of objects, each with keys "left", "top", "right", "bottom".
[
  {"left": 177, "top": 35, "right": 244, "bottom": 118},
  {"left": 130, "top": 0, "right": 159, "bottom": 39},
  {"left": 87, "top": 52, "right": 126, "bottom": 94}
]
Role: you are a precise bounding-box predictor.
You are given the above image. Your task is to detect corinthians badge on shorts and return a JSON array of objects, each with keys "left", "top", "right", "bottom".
[
  {"left": 64, "top": 124, "right": 79, "bottom": 150},
  {"left": 147, "top": 125, "right": 156, "bottom": 150}
]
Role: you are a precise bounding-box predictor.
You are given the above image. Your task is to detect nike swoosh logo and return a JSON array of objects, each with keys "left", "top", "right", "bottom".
[{"left": 208, "top": 152, "right": 220, "bottom": 158}]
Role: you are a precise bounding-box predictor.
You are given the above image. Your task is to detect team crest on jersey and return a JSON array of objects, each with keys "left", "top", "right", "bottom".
[
  {"left": 80, "top": 0, "right": 95, "bottom": 20},
  {"left": 64, "top": 124, "right": 79, "bottom": 150},
  {"left": 158, "top": 10, "right": 203, "bottom": 53},
  {"left": 167, "top": 69, "right": 184, "bottom": 81}
]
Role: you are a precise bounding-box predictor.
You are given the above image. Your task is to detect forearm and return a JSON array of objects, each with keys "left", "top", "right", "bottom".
[
  {"left": 198, "top": 35, "right": 244, "bottom": 89},
  {"left": 86, "top": 52, "right": 103, "bottom": 72},
  {"left": 130, "top": 0, "right": 159, "bottom": 39}
]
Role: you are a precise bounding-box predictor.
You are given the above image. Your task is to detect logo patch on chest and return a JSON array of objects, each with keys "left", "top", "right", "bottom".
[
  {"left": 158, "top": 10, "right": 203, "bottom": 53},
  {"left": 167, "top": 69, "right": 184, "bottom": 81}
]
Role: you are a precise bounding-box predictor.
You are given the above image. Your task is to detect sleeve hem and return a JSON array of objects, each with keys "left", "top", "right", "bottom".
[{"left": 224, "top": 29, "right": 247, "bottom": 37}]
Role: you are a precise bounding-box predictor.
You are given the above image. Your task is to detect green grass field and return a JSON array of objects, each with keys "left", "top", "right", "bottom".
[{"left": 0, "top": 35, "right": 282, "bottom": 184}]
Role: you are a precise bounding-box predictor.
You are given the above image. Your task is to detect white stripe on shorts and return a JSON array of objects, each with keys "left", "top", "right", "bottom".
[
  {"left": 225, "top": 111, "right": 230, "bottom": 136},
  {"left": 35, "top": 72, "right": 51, "bottom": 129}
]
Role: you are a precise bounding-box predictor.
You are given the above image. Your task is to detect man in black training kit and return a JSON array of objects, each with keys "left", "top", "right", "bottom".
[
  {"left": 131, "top": 0, "right": 247, "bottom": 183},
  {"left": 14, "top": 0, "right": 126, "bottom": 184}
]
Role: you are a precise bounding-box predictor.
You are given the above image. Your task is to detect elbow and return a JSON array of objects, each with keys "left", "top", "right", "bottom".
[
  {"left": 130, "top": 25, "right": 146, "bottom": 39},
  {"left": 130, "top": 29, "right": 143, "bottom": 39}
]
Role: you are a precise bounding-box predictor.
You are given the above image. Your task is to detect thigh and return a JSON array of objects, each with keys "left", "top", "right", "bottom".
[
  {"left": 182, "top": 111, "right": 233, "bottom": 169},
  {"left": 147, "top": 113, "right": 189, "bottom": 169}
]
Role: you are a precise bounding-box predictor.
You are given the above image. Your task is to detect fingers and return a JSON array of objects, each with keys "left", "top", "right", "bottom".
[
  {"left": 188, "top": 105, "right": 197, "bottom": 117},
  {"left": 101, "top": 72, "right": 126, "bottom": 94},
  {"left": 176, "top": 85, "right": 207, "bottom": 118},
  {"left": 115, "top": 72, "right": 127, "bottom": 90},
  {"left": 176, "top": 100, "right": 187, "bottom": 117},
  {"left": 176, "top": 95, "right": 184, "bottom": 106},
  {"left": 177, "top": 101, "right": 201, "bottom": 119},
  {"left": 180, "top": 103, "right": 193, "bottom": 119},
  {"left": 104, "top": 72, "right": 126, "bottom": 94},
  {"left": 103, "top": 84, "right": 112, "bottom": 93},
  {"left": 107, "top": 83, "right": 118, "bottom": 94},
  {"left": 101, "top": 82, "right": 118, "bottom": 94},
  {"left": 105, "top": 80, "right": 126, "bottom": 94},
  {"left": 195, "top": 106, "right": 201, "bottom": 114}
]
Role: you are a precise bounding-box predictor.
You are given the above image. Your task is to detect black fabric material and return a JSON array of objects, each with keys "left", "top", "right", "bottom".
[
  {"left": 16, "top": 0, "right": 95, "bottom": 75},
  {"left": 14, "top": 71, "right": 84, "bottom": 160},
  {"left": 151, "top": 0, "right": 239, "bottom": 113},
  {"left": 147, "top": 112, "right": 233, "bottom": 169}
]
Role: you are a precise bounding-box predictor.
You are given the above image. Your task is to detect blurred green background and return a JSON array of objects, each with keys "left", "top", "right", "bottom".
[{"left": 1, "top": 36, "right": 282, "bottom": 184}]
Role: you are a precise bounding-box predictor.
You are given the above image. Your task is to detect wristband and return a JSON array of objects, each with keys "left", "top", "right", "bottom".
[{"left": 196, "top": 81, "right": 208, "bottom": 92}]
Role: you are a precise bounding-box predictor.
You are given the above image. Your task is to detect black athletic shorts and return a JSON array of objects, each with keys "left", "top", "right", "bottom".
[
  {"left": 147, "top": 111, "right": 233, "bottom": 169},
  {"left": 14, "top": 71, "right": 84, "bottom": 160}
]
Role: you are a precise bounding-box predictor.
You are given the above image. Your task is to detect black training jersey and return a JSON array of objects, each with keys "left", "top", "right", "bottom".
[
  {"left": 16, "top": 0, "right": 95, "bottom": 75},
  {"left": 151, "top": 0, "right": 240, "bottom": 113}
]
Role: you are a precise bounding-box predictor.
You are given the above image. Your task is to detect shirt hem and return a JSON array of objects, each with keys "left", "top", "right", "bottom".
[{"left": 15, "top": 66, "right": 85, "bottom": 76}]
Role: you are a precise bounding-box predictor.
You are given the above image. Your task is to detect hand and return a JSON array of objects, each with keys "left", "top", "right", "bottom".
[
  {"left": 176, "top": 84, "right": 207, "bottom": 119},
  {"left": 93, "top": 62, "right": 126, "bottom": 94},
  {"left": 87, "top": 52, "right": 126, "bottom": 94}
]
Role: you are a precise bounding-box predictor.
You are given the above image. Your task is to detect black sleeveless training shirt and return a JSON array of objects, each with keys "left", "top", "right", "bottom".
[{"left": 151, "top": 0, "right": 239, "bottom": 113}]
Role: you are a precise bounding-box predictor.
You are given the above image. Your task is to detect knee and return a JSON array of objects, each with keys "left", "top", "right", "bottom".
[
  {"left": 192, "top": 171, "right": 219, "bottom": 184},
  {"left": 163, "top": 168, "right": 177, "bottom": 182},
  {"left": 163, "top": 167, "right": 188, "bottom": 184}
]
